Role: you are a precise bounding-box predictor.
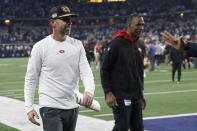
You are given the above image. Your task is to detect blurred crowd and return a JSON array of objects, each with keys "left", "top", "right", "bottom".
[
  {"left": 0, "top": 44, "right": 32, "bottom": 58},
  {"left": 0, "top": 0, "right": 196, "bottom": 18},
  {"left": 1, "top": 0, "right": 197, "bottom": 70},
  {"left": 1, "top": 14, "right": 197, "bottom": 45},
  {"left": 1, "top": 0, "right": 197, "bottom": 45}
]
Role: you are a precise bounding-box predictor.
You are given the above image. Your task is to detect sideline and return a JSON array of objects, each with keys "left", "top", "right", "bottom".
[
  {"left": 1, "top": 96, "right": 197, "bottom": 131},
  {"left": 0, "top": 96, "right": 113, "bottom": 131}
]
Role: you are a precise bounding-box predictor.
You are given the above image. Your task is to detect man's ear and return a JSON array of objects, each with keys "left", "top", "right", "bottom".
[
  {"left": 50, "top": 19, "right": 56, "bottom": 27},
  {"left": 127, "top": 23, "right": 131, "bottom": 28}
]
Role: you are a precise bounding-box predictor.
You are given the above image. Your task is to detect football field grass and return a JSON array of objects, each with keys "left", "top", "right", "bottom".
[
  {"left": 0, "top": 58, "right": 197, "bottom": 123},
  {"left": 0, "top": 122, "right": 19, "bottom": 131}
]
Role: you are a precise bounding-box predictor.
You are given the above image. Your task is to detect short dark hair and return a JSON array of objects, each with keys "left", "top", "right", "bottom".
[{"left": 127, "top": 13, "right": 142, "bottom": 24}]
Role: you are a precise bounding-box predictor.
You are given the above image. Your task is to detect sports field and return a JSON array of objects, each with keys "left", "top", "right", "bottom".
[
  {"left": 0, "top": 58, "right": 197, "bottom": 129},
  {"left": 0, "top": 122, "right": 19, "bottom": 131}
]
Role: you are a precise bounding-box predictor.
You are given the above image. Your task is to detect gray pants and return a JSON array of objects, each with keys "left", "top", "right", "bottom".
[{"left": 40, "top": 107, "right": 78, "bottom": 131}]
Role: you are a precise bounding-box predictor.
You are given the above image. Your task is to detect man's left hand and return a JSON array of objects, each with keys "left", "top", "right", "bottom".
[
  {"left": 141, "top": 97, "right": 146, "bottom": 110},
  {"left": 83, "top": 92, "right": 93, "bottom": 108}
]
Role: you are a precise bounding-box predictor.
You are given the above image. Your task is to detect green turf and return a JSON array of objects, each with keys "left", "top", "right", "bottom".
[
  {"left": 1, "top": 58, "right": 197, "bottom": 122},
  {"left": 0, "top": 122, "right": 19, "bottom": 131}
]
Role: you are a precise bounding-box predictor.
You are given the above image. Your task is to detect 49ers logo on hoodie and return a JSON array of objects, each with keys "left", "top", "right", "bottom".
[{"left": 59, "top": 50, "right": 65, "bottom": 53}]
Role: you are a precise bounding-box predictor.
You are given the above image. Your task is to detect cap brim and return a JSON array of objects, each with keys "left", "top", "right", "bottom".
[{"left": 58, "top": 14, "right": 78, "bottom": 18}]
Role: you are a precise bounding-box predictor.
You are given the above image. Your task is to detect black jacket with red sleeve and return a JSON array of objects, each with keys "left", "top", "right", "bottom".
[{"left": 100, "top": 31, "right": 144, "bottom": 100}]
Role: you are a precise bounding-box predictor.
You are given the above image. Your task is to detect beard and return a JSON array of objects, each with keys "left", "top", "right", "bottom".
[
  {"left": 132, "top": 31, "right": 142, "bottom": 38},
  {"left": 56, "top": 25, "right": 71, "bottom": 36}
]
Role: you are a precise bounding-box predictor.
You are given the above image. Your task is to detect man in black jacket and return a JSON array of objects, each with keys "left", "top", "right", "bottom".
[
  {"left": 169, "top": 47, "right": 184, "bottom": 83},
  {"left": 100, "top": 13, "right": 146, "bottom": 131}
]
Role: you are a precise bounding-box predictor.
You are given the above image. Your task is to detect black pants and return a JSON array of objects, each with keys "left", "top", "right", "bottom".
[
  {"left": 155, "top": 55, "right": 162, "bottom": 66},
  {"left": 112, "top": 99, "right": 144, "bottom": 131},
  {"left": 149, "top": 56, "right": 155, "bottom": 71},
  {"left": 40, "top": 107, "right": 78, "bottom": 131},
  {"left": 172, "top": 63, "right": 182, "bottom": 82}
]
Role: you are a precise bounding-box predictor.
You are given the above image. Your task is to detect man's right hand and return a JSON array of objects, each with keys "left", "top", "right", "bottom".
[
  {"left": 105, "top": 92, "right": 118, "bottom": 108},
  {"left": 27, "top": 109, "right": 40, "bottom": 126}
]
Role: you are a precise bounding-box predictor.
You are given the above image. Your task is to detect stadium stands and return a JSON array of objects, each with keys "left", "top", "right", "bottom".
[{"left": 1, "top": 0, "right": 197, "bottom": 57}]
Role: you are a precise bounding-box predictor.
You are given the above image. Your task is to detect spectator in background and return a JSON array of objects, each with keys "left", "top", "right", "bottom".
[
  {"left": 187, "top": 57, "right": 193, "bottom": 69},
  {"left": 169, "top": 47, "right": 184, "bottom": 83},
  {"left": 83, "top": 42, "right": 92, "bottom": 64},
  {"left": 24, "top": 5, "right": 95, "bottom": 131},
  {"left": 163, "top": 44, "right": 172, "bottom": 65},
  {"left": 148, "top": 42, "right": 156, "bottom": 71},
  {"left": 101, "top": 13, "right": 146, "bottom": 131},
  {"left": 137, "top": 40, "right": 148, "bottom": 78},
  {"left": 94, "top": 43, "right": 102, "bottom": 69},
  {"left": 99, "top": 40, "right": 109, "bottom": 63},
  {"left": 155, "top": 41, "right": 163, "bottom": 68}
]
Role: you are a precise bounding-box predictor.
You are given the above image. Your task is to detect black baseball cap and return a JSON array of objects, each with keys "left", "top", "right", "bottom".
[{"left": 50, "top": 5, "right": 78, "bottom": 19}]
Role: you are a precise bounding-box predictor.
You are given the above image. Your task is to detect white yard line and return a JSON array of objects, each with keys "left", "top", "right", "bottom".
[
  {"left": 0, "top": 81, "right": 24, "bottom": 85},
  {"left": 81, "top": 78, "right": 197, "bottom": 87},
  {"left": 94, "top": 89, "right": 197, "bottom": 99},
  {"left": 13, "top": 96, "right": 24, "bottom": 99},
  {"left": 95, "top": 113, "right": 197, "bottom": 118},
  {"left": 0, "top": 89, "right": 24, "bottom": 93},
  {"left": 147, "top": 71, "right": 197, "bottom": 75},
  {"left": 79, "top": 110, "right": 94, "bottom": 113},
  {"left": 0, "top": 88, "right": 38, "bottom": 93},
  {"left": 1, "top": 77, "right": 197, "bottom": 87},
  {"left": 0, "top": 64, "right": 11, "bottom": 66},
  {"left": 18, "top": 65, "right": 27, "bottom": 68},
  {"left": 145, "top": 78, "right": 197, "bottom": 83},
  {"left": 0, "top": 72, "right": 25, "bottom": 76},
  {"left": 1, "top": 89, "right": 197, "bottom": 100},
  {"left": 94, "top": 96, "right": 104, "bottom": 99},
  {"left": 92, "top": 71, "right": 197, "bottom": 80},
  {"left": 143, "top": 113, "right": 197, "bottom": 120},
  {"left": 145, "top": 89, "right": 197, "bottom": 95},
  {"left": 34, "top": 97, "right": 39, "bottom": 101},
  {"left": 0, "top": 92, "right": 15, "bottom": 95},
  {"left": 94, "top": 113, "right": 113, "bottom": 117},
  {"left": 3, "top": 94, "right": 24, "bottom": 97}
]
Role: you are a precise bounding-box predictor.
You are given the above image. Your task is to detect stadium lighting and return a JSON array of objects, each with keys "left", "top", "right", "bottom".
[
  {"left": 109, "top": 18, "right": 114, "bottom": 25},
  {"left": 77, "top": 19, "right": 82, "bottom": 24},
  {"left": 96, "top": 19, "right": 100, "bottom": 23},
  {"left": 180, "top": 13, "right": 184, "bottom": 18},
  {"left": 4, "top": 19, "right": 11, "bottom": 25},
  {"left": 88, "top": 0, "right": 126, "bottom": 2},
  {"left": 88, "top": 0, "right": 102, "bottom": 3},
  {"left": 108, "top": 0, "right": 126, "bottom": 2}
]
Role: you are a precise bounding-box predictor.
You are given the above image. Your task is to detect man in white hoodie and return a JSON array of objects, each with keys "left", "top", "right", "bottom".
[{"left": 24, "top": 5, "right": 95, "bottom": 131}]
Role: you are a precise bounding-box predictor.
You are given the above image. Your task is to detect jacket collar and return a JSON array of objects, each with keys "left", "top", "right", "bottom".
[{"left": 112, "top": 30, "right": 138, "bottom": 43}]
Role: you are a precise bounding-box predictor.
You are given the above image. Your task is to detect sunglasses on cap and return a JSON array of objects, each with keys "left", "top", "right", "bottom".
[{"left": 58, "top": 17, "right": 71, "bottom": 23}]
